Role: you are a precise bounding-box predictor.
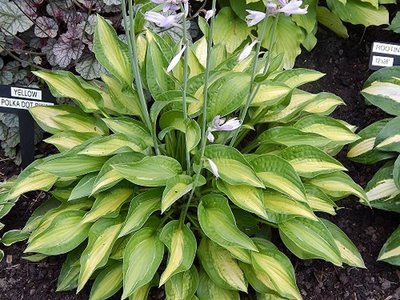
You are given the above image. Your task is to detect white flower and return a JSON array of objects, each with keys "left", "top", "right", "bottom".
[
  {"left": 144, "top": 11, "right": 182, "bottom": 28},
  {"left": 205, "top": 9, "right": 215, "bottom": 21},
  {"left": 238, "top": 39, "right": 258, "bottom": 63},
  {"left": 167, "top": 45, "right": 187, "bottom": 73},
  {"left": 245, "top": 9, "right": 266, "bottom": 26},
  {"left": 207, "top": 115, "right": 242, "bottom": 142},
  {"left": 277, "top": 0, "right": 308, "bottom": 16},
  {"left": 207, "top": 159, "right": 220, "bottom": 178}
]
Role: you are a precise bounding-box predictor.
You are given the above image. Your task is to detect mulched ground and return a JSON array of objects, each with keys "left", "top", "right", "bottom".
[{"left": 1, "top": 11, "right": 400, "bottom": 300}]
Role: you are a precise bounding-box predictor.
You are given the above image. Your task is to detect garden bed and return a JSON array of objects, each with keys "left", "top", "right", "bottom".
[{"left": 0, "top": 16, "right": 400, "bottom": 300}]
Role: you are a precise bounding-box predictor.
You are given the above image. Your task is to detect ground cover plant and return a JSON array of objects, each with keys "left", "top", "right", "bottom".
[
  {"left": 0, "top": 0, "right": 371, "bottom": 299},
  {"left": 347, "top": 66, "right": 400, "bottom": 266}
]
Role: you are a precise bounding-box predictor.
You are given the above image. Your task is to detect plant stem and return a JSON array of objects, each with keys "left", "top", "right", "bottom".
[
  {"left": 181, "top": 6, "right": 191, "bottom": 175},
  {"left": 230, "top": 14, "right": 279, "bottom": 147},
  {"left": 179, "top": 0, "right": 217, "bottom": 227},
  {"left": 122, "top": 0, "right": 160, "bottom": 155}
]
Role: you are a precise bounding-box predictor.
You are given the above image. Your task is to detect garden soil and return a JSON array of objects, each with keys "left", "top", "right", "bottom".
[{"left": 0, "top": 19, "right": 400, "bottom": 300}]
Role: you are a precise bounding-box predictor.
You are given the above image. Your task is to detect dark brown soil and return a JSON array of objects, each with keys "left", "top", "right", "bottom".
[{"left": 1, "top": 13, "right": 400, "bottom": 300}]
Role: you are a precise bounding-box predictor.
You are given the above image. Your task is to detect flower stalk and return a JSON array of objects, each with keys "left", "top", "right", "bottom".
[
  {"left": 122, "top": 0, "right": 160, "bottom": 155},
  {"left": 179, "top": 0, "right": 217, "bottom": 226}
]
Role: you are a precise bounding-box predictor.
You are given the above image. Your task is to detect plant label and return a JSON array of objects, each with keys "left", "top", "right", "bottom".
[
  {"left": 369, "top": 42, "right": 400, "bottom": 70},
  {"left": 0, "top": 85, "right": 56, "bottom": 168}
]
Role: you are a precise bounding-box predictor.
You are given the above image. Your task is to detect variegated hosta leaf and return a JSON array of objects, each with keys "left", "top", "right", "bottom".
[
  {"left": 113, "top": 156, "right": 183, "bottom": 187},
  {"left": 198, "top": 238, "right": 247, "bottom": 292},
  {"left": 327, "top": 0, "right": 388, "bottom": 27},
  {"left": 44, "top": 131, "right": 99, "bottom": 153},
  {"left": 122, "top": 227, "right": 164, "bottom": 299},
  {"left": 378, "top": 226, "right": 400, "bottom": 266},
  {"left": 255, "top": 126, "right": 330, "bottom": 149},
  {"left": 78, "top": 134, "right": 146, "bottom": 157},
  {"left": 309, "top": 171, "right": 368, "bottom": 203},
  {"left": 162, "top": 175, "right": 194, "bottom": 213},
  {"left": 216, "top": 181, "right": 267, "bottom": 219},
  {"left": 25, "top": 210, "right": 91, "bottom": 255},
  {"left": 304, "top": 184, "right": 337, "bottom": 215},
  {"left": 259, "top": 90, "right": 316, "bottom": 124},
  {"left": 375, "top": 116, "right": 400, "bottom": 152},
  {"left": 57, "top": 247, "right": 83, "bottom": 291},
  {"left": 321, "top": 219, "right": 365, "bottom": 268},
  {"left": 69, "top": 174, "right": 96, "bottom": 201},
  {"left": 128, "top": 275, "right": 159, "bottom": 300},
  {"left": 204, "top": 145, "right": 264, "bottom": 188},
  {"left": 251, "top": 81, "right": 292, "bottom": 107},
  {"left": 36, "top": 155, "right": 107, "bottom": 177},
  {"left": 250, "top": 154, "right": 307, "bottom": 203},
  {"left": 302, "top": 92, "right": 344, "bottom": 115},
  {"left": 361, "top": 68, "right": 400, "bottom": 116},
  {"left": 78, "top": 219, "right": 122, "bottom": 291},
  {"left": 197, "top": 270, "right": 240, "bottom": 300},
  {"left": 119, "top": 189, "right": 162, "bottom": 238},
  {"left": 89, "top": 261, "right": 123, "bottom": 300},
  {"left": 159, "top": 221, "right": 197, "bottom": 286},
  {"left": 365, "top": 163, "right": 400, "bottom": 212},
  {"left": 198, "top": 194, "right": 257, "bottom": 251},
  {"left": 146, "top": 31, "right": 175, "bottom": 97},
  {"left": 279, "top": 145, "right": 347, "bottom": 178},
  {"left": 52, "top": 113, "right": 108, "bottom": 135},
  {"left": 272, "top": 68, "right": 324, "bottom": 88},
  {"left": 278, "top": 217, "right": 342, "bottom": 266},
  {"left": 101, "top": 74, "right": 142, "bottom": 116},
  {"left": 92, "top": 152, "right": 144, "bottom": 194},
  {"left": 32, "top": 70, "right": 102, "bottom": 112},
  {"left": 347, "top": 119, "right": 395, "bottom": 164},
  {"left": 28, "top": 200, "right": 93, "bottom": 242},
  {"left": 206, "top": 72, "right": 251, "bottom": 120},
  {"left": 6, "top": 160, "right": 57, "bottom": 200},
  {"left": 250, "top": 238, "right": 302, "bottom": 300},
  {"left": 294, "top": 115, "right": 360, "bottom": 145},
  {"left": 165, "top": 266, "right": 199, "bottom": 300},
  {"left": 102, "top": 117, "right": 153, "bottom": 147},
  {"left": 94, "top": 15, "right": 133, "bottom": 86},
  {"left": 82, "top": 184, "right": 133, "bottom": 223},
  {"left": 1, "top": 229, "right": 29, "bottom": 246},
  {"left": 263, "top": 191, "right": 317, "bottom": 223}
]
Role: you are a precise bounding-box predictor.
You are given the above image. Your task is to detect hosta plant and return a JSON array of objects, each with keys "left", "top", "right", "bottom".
[
  {"left": 1, "top": 1, "right": 367, "bottom": 298},
  {"left": 347, "top": 66, "right": 400, "bottom": 266}
]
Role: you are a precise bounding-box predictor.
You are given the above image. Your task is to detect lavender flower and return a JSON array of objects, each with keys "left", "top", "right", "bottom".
[
  {"left": 144, "top": 11, "right": 183, "bottom": 28},
  {"left": 207, "top": 115, "right": 241, "bottom": 142},
  {"left": 151, "top": 0, "right": 189, "bottom": 13},
  {"left": 204, "top": 9, "right": 215, "bottom": 21},
  {"left": 245, "top": 10, "right": 266, "bottom": 26}
]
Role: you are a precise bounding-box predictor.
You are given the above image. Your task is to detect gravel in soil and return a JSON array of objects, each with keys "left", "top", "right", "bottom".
[{"left": 1, "top": 19, "right": 400, "bottom": 300}]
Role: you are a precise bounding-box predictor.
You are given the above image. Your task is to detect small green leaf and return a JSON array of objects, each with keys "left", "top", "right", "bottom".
[
  {"left": 162, "top": 175, "right": 194, "bottom": 213},
  {"left": 1, "top": 229, "right": 29, "bottom": 246}
]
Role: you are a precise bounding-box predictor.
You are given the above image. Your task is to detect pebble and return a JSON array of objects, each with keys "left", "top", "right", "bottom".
[{"left": 381, "top": 279, "right": 391, "bottom": 290}]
